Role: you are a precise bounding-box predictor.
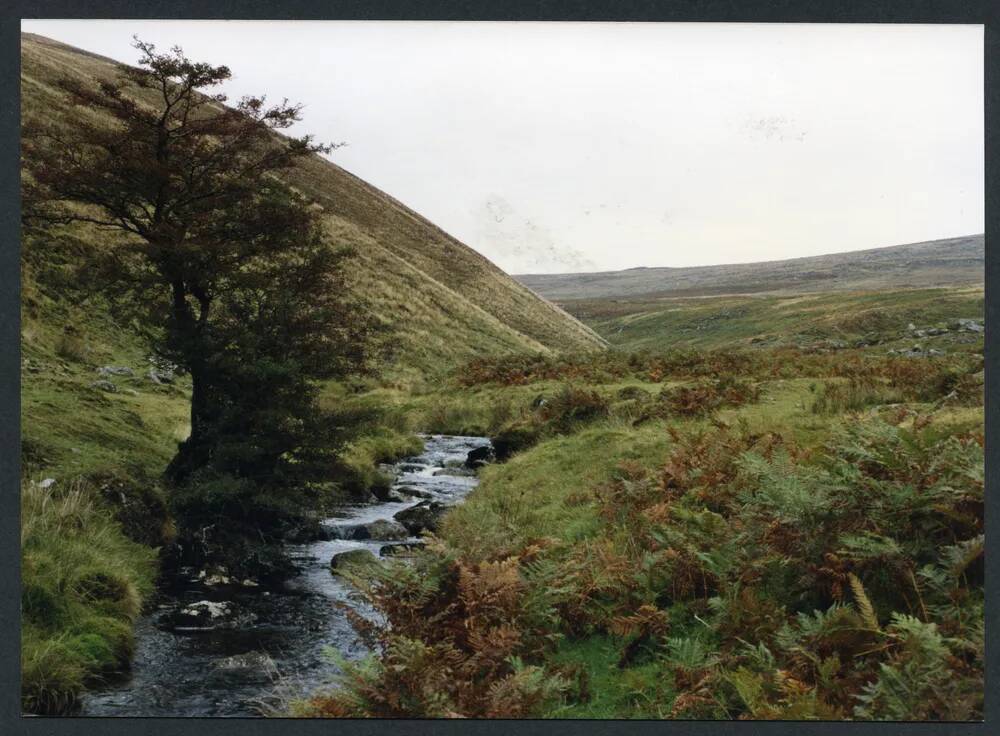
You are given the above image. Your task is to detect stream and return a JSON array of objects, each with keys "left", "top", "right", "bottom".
[{"left": 79, "top": 434, "right": 491, "bottom": 717}]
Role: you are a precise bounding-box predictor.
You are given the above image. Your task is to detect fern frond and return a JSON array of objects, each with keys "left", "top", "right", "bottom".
[{"left": 848, "top": 572, "right": 879, "bottom": 630}]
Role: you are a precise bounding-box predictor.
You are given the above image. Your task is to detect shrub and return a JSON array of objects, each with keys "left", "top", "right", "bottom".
[
  {"left": 659, "top": 377, "right": 761, "bottom": 417},
  {"left": 810, "top": 378, "right": 903, "bottom": 415},
  {"left": 491, "top": 386, "right": 610, "bottom": 461},
  {"left": 54, "top": 329, "right": 88, "bottom": 363},
  {"left": 298, "top": 540, "right": 569, "bottom": 718}
]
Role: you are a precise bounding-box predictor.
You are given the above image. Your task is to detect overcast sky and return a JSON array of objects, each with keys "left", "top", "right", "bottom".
[{"left": 22, "top": 20, "right": 984, "bottom": 274}]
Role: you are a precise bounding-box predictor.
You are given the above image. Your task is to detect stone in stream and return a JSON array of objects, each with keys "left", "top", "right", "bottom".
[
  {"left": 348, "top": 518, "right": 410, "bottom": 541},
  {"left": 169, "top": 600, "right": 233, "bottom": 629},
  {"left": 465, "top": 444, "right": 495, "bottom": 469},
  {"left": 370, "top": 483, "right": 407, "bottom": 503},
  {"left": 330, "top": 548, "right": 378, "bottom": 574},
  {"left": 394, "top": 501, "right": 448, "bottom": 535}
]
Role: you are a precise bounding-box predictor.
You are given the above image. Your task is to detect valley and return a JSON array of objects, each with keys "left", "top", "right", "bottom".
[{"left": 19, "top": 31, "right": 984, "bottom": 722}]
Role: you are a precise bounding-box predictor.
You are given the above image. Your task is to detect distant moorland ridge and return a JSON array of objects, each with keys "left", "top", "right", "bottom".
[{"left": 516, "top": 234, "right": 984, "bottom": 301}]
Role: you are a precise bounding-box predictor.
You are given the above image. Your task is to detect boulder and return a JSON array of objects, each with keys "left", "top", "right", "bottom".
[
  {"left": 91, "top": 379, "right": 118, "bottom": 393},
  {"left": 465, "top": 444, "right": 495, "bottom": 469},
  {"left": 394, "top": 501, "right": 448, "bottom": 535},
  {"left": 350, "top": 518, "right": 409, "bottom": 541},
  {"left": 330, "top": 548, "right": 378, "bottom": 573}
]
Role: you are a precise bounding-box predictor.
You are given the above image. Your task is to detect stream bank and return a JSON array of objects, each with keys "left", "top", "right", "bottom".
[{"left": 79, "top": 434, "right": 491, "bottom": 717}]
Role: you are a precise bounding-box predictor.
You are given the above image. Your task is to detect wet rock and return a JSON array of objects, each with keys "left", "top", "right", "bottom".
[
  {"left": 349, "top": 519, "right": 409, "bottom": 541},
  {"left": 394, "top": 501, "right": 448, "bottom": 535},
  {"left": 370, "top": 482, "right": 407, "bottom": 503},
  {"left": 97, "top": 365, "right": 135, "bottom": 377},
  {"left": 166, "top": 600, "right": 235, "bottom": 629},
  {"left": 330, "top": 548, "right": 377, "bottom": 573},
  {"left": 201, "top": 570, "right": 232, "bottom": 586},
  {"left": 380, "top": 542, "right": 426, "bottom": 557},
  {"left": 91, "top": 379, "right": 118, "bottom": 393},
  {"left": 397, "top": 463, "right": 426, "bottom": 473},
  {"left": 465, "top": 445, "right": 495, "bottom": 469}
]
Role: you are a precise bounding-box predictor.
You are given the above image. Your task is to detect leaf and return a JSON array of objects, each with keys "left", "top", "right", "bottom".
[{"left": 848, "top": 572, "right": 879, "bottom": 631}]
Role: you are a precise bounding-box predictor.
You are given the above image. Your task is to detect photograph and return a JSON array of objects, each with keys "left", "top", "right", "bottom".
[{"left": 18, "top": 18, "right": 984, "bottom": 720}]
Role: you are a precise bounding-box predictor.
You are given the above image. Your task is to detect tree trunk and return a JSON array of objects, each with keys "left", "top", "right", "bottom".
[{"left": 165, "top": 279, "right": 213, "bottom": 483}]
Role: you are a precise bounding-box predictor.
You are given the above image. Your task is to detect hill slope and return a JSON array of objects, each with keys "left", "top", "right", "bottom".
[
  {"left": 516, "top": 234, "right": 984, "bottom": 302},
  {"left": 20, "top": 33, "right": 605, "bottom": 380}
]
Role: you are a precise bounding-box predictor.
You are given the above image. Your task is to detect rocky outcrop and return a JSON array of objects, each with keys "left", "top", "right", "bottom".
[
  {"left": 330, "top": 548, "right": 377, "bottom": 574},
  {"left": 394, "top": 501, "right": 448, "bottom": 535},
  {"left": 97, "top": 365, "right": 135, "bottom": 377}
]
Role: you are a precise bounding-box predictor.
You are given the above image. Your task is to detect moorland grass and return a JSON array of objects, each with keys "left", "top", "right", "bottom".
[{"left": 21, "top": 479, "right": 157, "bottom": 714}]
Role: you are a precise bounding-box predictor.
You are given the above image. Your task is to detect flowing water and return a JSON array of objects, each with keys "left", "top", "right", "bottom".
[{"left": 80, "top": 434, "right": 491, "bottom": 717}]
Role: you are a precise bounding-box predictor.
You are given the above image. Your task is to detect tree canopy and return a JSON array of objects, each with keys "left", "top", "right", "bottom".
[{"left": 23, "top": 38, "right": 381, "bottom": 574}]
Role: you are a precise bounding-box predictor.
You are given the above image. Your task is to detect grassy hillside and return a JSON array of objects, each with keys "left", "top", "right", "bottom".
[
  {"left": 302, "top": 321, "right": 984, "bottom": 719},
  {"left": 20, "top": 32, "right": 604, "bottom": 384},
  {"left": 516, "top": 234, "right": 983, "bottom": 301},
  {"left": 561, "top": 287, "right": 984, "bottom": 352},
  {"left": 18, "top": 32, "right": 601, "bottom": 713}
]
